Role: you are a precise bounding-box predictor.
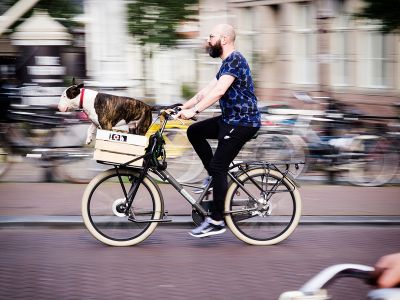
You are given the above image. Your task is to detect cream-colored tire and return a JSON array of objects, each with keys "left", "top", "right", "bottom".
[
  {"left": 225, "top": 168, "right": 301, "bottom": 245},
  {"left": 82, "top": 168, "right": 162, "bottom": 246}
]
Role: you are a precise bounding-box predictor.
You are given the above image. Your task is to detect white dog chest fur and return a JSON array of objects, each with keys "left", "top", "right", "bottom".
[{"left": 93, "top": 129, "right": 149, "bottom": 167}]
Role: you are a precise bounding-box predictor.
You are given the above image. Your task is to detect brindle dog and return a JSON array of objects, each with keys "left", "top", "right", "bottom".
[
  {"left": 98, "top": 93, "right": 152, "bottom": 135},
  {"left": 58, "top": 79, "right": 180, "bottom": 143}
]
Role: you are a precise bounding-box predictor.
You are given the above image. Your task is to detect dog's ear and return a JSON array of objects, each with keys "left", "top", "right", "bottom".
[
  {"left": 66, "top": 85, "right": 82, "bottom": 99},
  {"left": 72, "top": 77, "right": 76, "bottom": 85},
  {"left": 77, "top": 83, "right": 84, "bottom": 89}
]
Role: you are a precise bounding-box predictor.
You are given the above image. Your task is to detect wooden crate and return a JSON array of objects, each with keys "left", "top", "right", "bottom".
[{"left": 93, "top": 130, "right": 148, "bottom": 166}]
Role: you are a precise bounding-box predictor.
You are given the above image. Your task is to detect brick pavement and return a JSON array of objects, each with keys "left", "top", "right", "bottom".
[{"left": 1, "top": 226, "right": 399, "bottom": 300}]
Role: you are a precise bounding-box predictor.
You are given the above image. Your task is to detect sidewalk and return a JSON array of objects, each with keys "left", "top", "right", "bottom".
[{"left": 0, "top": 182, "right": 399, "bottom": 227}]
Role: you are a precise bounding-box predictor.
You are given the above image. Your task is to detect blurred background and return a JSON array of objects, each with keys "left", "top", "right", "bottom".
[{"left": 0, "top": 0, "right": 399, "bottom": 185}]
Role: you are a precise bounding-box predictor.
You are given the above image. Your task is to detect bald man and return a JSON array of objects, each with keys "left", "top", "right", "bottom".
[{"left": 178, "top": 24, "right": 261, "bottom": 238}]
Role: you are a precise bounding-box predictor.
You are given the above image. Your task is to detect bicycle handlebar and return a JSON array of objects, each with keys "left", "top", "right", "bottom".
[
  {"left": 160, "top": 106, "right": 198, "bottom": 122},
  {"left": 300, "top": 264, "right": 374, "bottom": 294},
  {"left": 279, "top": 264, "right": 400, "bottom": 300}
]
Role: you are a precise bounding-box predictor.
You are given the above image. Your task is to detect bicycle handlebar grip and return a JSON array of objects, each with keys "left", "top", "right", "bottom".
[
  {"left": 369, "top": 267, "right": 400, "bottom": 288},
  {"left": 171, "top": 106, "right": 198, "bottom": 121}
]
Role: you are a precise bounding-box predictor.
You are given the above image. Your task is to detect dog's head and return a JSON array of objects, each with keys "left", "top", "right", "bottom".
[{"left": 58, "top": 78, "right": 84, "bottom": 112}]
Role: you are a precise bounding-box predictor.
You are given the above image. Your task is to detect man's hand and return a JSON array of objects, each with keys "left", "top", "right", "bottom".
[
  {"left": 177, "top": 108, "right": 196, "bottom": 120},
  {"left": 376, "top": 253, "right": 400, "bottom": 288}
]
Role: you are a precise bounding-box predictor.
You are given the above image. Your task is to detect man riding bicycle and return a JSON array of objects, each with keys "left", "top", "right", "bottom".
[{"left": 177, "top": 23, "right": 261, "bottom": 238}]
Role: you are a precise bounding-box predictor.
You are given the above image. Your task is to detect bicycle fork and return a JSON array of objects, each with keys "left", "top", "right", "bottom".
[{"left": 114, "top": 166, "right": 171, "bottom": 223}]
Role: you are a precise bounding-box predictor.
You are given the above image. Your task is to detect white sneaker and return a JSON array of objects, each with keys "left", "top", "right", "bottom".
[{"left": 189, "top": 217, "right": 226, "bottom": 238}]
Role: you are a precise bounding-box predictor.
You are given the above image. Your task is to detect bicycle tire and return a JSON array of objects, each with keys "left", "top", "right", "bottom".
[
  {"left": 225, "top": 167, "right": 301, "bottom": 245},
  {"left": 0, "top": 144, "right": 11, "bottom": 179},
  {"left": 56, "top": 149, "right": 108, "bottom": 183},
  {"left": 82, "top": 168, "right": 163, "bottom": 246},
  {"left": 347, "top": 136, "right": 399, "bottom": 187},
  {"left": 253, "top": 134, "right": 307, "bottom": 178}
]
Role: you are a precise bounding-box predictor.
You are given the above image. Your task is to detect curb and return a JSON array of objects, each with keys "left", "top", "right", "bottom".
[{"left": 1, "top": 215, "right": 400, "bottom": 228}]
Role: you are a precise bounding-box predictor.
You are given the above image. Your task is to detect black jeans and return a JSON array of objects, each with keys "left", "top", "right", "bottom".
[{"left": 187, "top": 116, "right": 259, "bottom": 221}]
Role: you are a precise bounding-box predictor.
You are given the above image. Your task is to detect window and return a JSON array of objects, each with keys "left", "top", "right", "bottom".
[
  {"left": 358, "top": 30, "right": 393, "bottom": 88},
  {"left": 236, "top": 7, "right": 256, "bottom": 68},
  {"left": 293, "top": 2, "right": 317, "bottom": 84},
  {"left": 330, "top": 0, "right": 351, "bottom": 86}
]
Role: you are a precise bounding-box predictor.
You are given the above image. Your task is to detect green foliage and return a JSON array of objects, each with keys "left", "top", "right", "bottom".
[
  {"left": 181, "top": 83, "right": 196, "bottom": 99},
  {"left": 127, "top": 0, "right": 198, "bottom": 47},
  {"left": 356, "top": 0, "right": 400, "bottom": 33}
]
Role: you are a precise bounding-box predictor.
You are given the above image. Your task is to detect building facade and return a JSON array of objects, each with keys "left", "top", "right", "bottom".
[
  {"left": 201, "top": 0, "right": 399, "bottom": 115},
  {"left": 1, "top": 0, "right": 398, "bottom": 114}
]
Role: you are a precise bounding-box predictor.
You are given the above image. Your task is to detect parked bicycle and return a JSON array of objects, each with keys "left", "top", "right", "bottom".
[
  {"left": 259, "top": 92, "right": 399, "bottom": 186},
  {"left": 0, "top": 100, "right": 105, "bottom": 183},
  {"left": 279, "top": 264, "right": 400, "bottom": 300},
  {"left": 81, "top": 109, "right": 303, "bottom": 246}
]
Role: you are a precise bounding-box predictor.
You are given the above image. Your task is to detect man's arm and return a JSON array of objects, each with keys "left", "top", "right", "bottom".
[
  {"left": 181, "top": 78, "right": 218, "bottom": 110},
  {"left": 178, "top": 75, "right": 235, "bottom": 119}
]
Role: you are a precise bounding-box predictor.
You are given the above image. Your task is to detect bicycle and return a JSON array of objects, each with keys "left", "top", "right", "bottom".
[
  {"left": 81, "top": 109, "right": 303, "bottom": 246},
  {"left": 279, "top": 264, "right": 400, "bottom": 300},
  {"left": 0, "top": 102, "right": 106, "bottom": 183},
  {"left": 263, "top": 92, "right": 399, "bottom": 186}
]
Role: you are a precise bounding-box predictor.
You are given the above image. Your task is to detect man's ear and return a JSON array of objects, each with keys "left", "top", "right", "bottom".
[
  {"left": 221, "top": 36, "right": 227, "bottom": 45},
  {"left": 77, "top": 83, "right": 84, "bottom": 89}
]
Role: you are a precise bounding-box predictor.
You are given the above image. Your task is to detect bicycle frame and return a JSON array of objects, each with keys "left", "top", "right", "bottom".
[{"left": 104, "top": 111, "right": 303, "bottom": 222}]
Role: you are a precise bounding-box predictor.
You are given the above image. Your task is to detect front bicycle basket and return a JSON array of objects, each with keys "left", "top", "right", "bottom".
[{"left": 93, "top": 129, "right": 149, "bottom": 167}]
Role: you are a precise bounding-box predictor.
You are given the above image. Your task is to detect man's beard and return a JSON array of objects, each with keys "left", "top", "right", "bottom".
[{"left": 207, "top": 40, "right": 223, "bottom": 58}]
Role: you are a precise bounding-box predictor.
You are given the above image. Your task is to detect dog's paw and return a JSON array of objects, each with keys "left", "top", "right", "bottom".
[{"left": 112, "top": 124, "right": 129, "bottom": 133}]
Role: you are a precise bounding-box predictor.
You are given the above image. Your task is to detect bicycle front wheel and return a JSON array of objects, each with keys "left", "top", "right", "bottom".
[
  {"left": 82, "top": 168, "right": 163, "bottom": 246},
  {"left": 225, "top": 167, "right": 301, "bottom": 245}
]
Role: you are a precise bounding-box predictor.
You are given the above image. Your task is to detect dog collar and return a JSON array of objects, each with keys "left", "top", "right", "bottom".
[{"left": 79, "top": 88, "right": 85, "bottom": 109}]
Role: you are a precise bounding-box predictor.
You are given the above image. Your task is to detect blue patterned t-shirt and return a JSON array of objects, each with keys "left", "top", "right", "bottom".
[{"left": 216, "top": 51, "right": 261, "bottom": 127}]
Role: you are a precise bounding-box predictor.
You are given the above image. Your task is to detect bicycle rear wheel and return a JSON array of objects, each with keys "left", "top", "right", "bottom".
[
  {"left": 225, "top": 167, "right": 301, "bottom": 245},
  {"left": 82, "top": 168, "right": 163, "bottom": 246}
]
